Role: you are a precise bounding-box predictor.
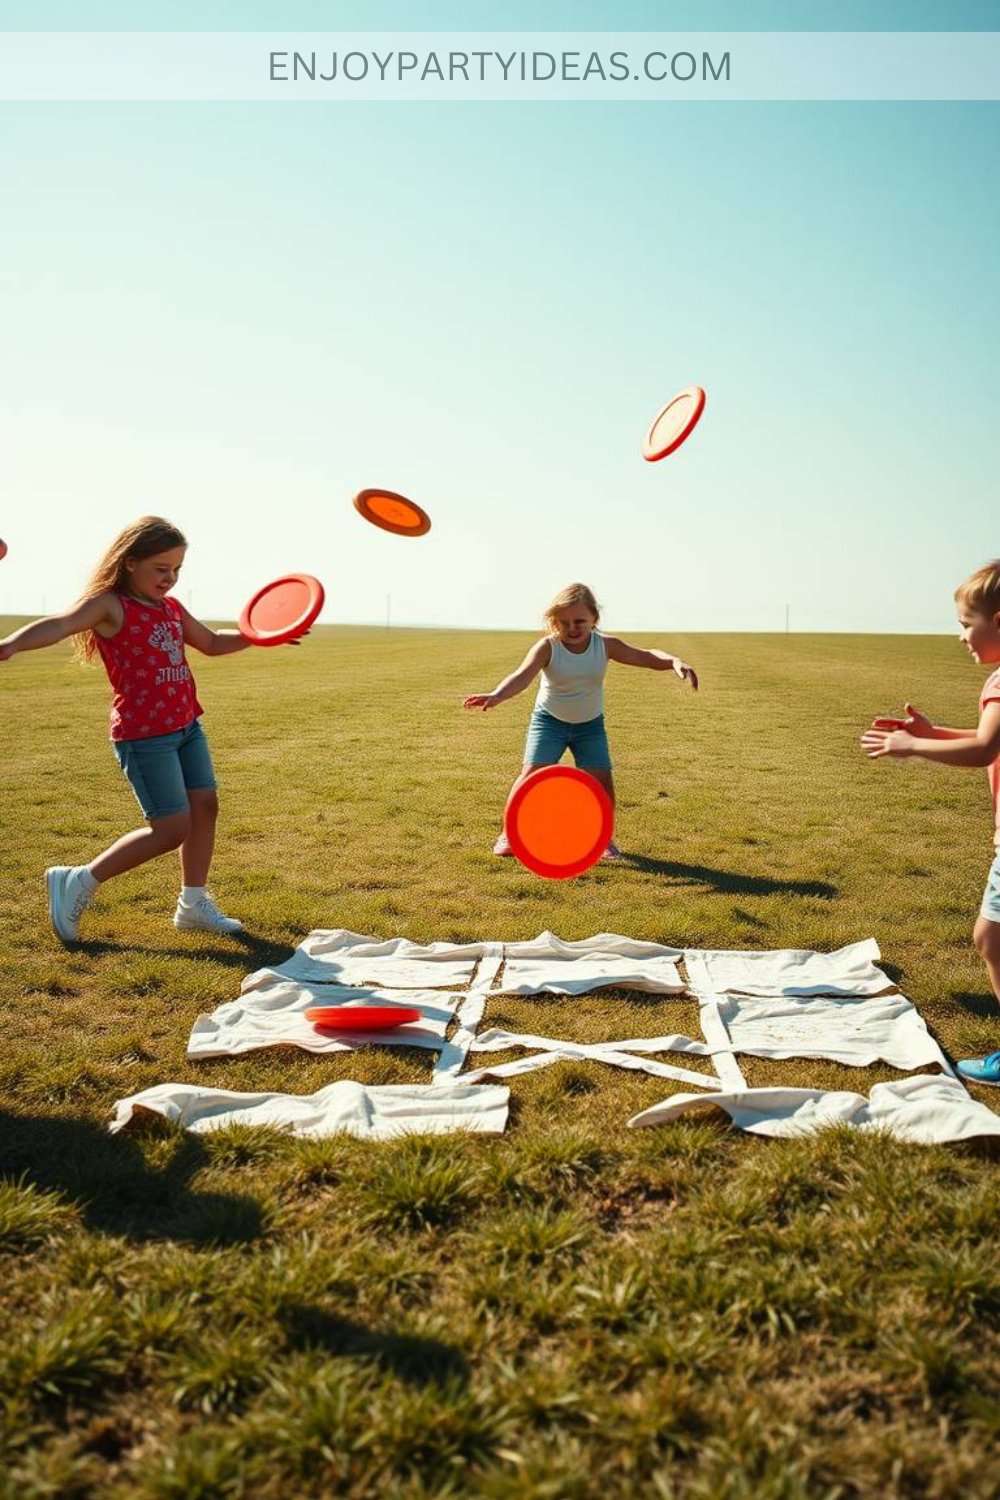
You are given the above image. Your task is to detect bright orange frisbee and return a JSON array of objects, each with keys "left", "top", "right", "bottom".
[
  {"left": 642, "top": 385, "right": 706, "bottom": 462},
  {"left": 353, "top": 488, "right": 431, "bottom": 537},
  {"left": 305, "top": 1005, "right": 422, "bottom": 1032},
  {"left": 504, "top": 766, "right": 615, "bottom": 880},
  {"left": 238, "top": 574, "right": 325, "bottom": 646}
]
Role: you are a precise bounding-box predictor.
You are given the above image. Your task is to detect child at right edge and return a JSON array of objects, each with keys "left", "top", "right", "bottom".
[{"left": 861, "top": 560, "right": 1000, "bottom": 1086}]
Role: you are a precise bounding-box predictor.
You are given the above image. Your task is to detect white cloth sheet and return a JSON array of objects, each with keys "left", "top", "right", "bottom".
[
  {"left": 111, "top": 1080, "right": 510, "bottom": 1140},
  {"left": 685, "top": 938, "right": 890, "bottom": 997},
  {"left": 713, "top": 991, "right": 950, "bottom": 1072},
  {"left": 498, "top": 931, "right": 685, "bottom": 995},
  {"left": 628, "top": 1075, "right": 1000, "bottom": 1144},
  {"left": 243, "top": 929, "right": 487, "bottom": 995},
  {"left": 188, "top": 985, "right": 460, "bottom": 1059}
]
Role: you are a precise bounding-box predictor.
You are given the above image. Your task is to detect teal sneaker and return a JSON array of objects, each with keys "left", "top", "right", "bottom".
[{"left": 957, "top": 1052, "right": 1000, "bottom": 1088}]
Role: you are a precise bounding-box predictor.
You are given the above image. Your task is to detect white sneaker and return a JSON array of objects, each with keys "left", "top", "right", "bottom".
[
  {"left": 173, "top": 894, "right": 244, "bottom": 933},
  {"left": 45, "top": 866, "right": 94, "bottom": 943},
  {"left": 493, "top": 833, "right": 514, "bottom": 856},
  {"left": 601, "top": 840, "right": 623, "bottom": 861}
]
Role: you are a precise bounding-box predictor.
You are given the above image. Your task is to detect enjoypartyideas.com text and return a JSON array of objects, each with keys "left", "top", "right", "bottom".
[{"left": 269, "top": 48, "right": 732, "bottom": 87}]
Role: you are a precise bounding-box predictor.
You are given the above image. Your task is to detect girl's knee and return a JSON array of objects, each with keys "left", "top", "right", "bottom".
[
  {"left": 189, "top": 788, "right": 219, "bottom": 820},
  {"left": 974, "top": 919, "right": 1000, "bottom": 961},
  {"left": 151, "top": 812, "right": 190, "bottom": 850}
]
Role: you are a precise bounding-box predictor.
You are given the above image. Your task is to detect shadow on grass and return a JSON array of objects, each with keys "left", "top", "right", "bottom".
[
  {"left": 279, "top": 1303, "right": 469, "bottom": 1386},
  {"left": 71, "top": 932, "right": 297, "bottom": 970},
  {"left": 622, "top": 854, "right": 837, "bottom": 900},
  {"left": 0, "top": 1110, "right": 265, "bottom": 1246},
  {"left": 952, "top": 990, "right": 1000, "bottom": 1021}
]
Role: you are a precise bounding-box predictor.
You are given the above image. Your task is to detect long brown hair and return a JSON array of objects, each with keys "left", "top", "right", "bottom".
[{"left": 73, "top": 516, "right": 188, "bottom": 664}]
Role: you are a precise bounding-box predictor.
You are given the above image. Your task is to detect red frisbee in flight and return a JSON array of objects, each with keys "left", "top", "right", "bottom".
[
  {"left": 0, "top": 538, "right": 7, "bottom": 561},
  {"left": 642, "top": 385, "right": 706, "bottom": 462},
  {"left": 353, "top": 488, "right": 431, "bottom": 537},
  {"left": 305, "top": 1005, "right": 422, "bottom": 1032},
  {"left": 504, "top": 766, "right": 615, "bottom": 880},
  {"left": 238, "top": 574, "right": 324, "bottom": 646}
]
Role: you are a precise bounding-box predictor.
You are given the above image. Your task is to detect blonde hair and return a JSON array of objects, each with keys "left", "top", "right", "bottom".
[
  {"left": 954, "top": 561, "right": 1000, "bottom": 620},
  {"left": 543, "top": 583, "right": 601, "bottom": 635},
  {"left": 73, "top": 516, "right": 188, "bottom": 664}
]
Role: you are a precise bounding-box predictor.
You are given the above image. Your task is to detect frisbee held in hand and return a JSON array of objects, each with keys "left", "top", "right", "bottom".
[
  {"left": 353, "top": 488, "right": 431, "bottom": 537},
  {"left": 239, "top": 575, "right": 325, "bottom": 646},
  {"left": 305, "top": 1005, "right": 423, "bottom": 1032},
  {"left": 643, "top": 386, "right": 706, "bottom": 462},
  {"left": 504, "top": 766, "right": 615, "bottom": 880}
]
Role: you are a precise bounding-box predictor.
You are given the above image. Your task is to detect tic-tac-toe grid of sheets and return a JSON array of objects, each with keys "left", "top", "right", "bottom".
[{"left": 111, "top": 930, "right": 1000, "bottom": 1144}]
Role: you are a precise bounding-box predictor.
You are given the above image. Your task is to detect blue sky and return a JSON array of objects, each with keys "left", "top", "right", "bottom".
[{"left": 1, "top": 1, "right": 998, "bottom": 633}]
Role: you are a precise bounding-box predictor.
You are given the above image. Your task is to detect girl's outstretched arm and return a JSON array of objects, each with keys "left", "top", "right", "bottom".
[
  {"left": 862, "top": 701, "right": 1000, "bottom": 767},
  {"left": 463, "top": 638, "right": 552, "bottom": 710},
  {"left": 178, "top": 604, "right": 255, "bottom": 657},
  {"left": 869, "top": 703, "right": 975, "bottom": 739},
  {"left": 603, "top": 636, "right": 698, "bottom": 690},
  {"left": 0, "top": 592, "right": 119, "bottom": 662}
]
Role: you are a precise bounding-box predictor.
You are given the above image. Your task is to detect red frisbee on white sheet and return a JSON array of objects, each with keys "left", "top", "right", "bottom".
[
  {"left": 504, "top": 766, "right": 615, "bottom": 880},
  {"left": 353, "top": 488, "right": 432, "bottom": 537},
  {"left": 305, "top": 1005, "right": 422, "bottom": 1032},
  {"left": 642, "top": 385, "right": 706, "bottom": 462},
  {"left": 238, "top": 575, "right": 324, "bottom": 646}
]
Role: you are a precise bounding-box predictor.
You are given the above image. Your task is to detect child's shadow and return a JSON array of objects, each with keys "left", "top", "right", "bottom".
[
  {"left": 0, "top": 1110, "right": 264, "bottom": 1245},
  {"left": 952, "top": 990, "right": 1000, "bottom": 1021},
  {"left": 75, "top": 932, "right": 297, "bottom": 971},
  {"left": 621, "top": 854, "right": 837, "bottom": 901}
]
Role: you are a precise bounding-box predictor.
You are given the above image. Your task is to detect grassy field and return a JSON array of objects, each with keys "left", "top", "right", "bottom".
[{"left": 2, "top": 623, "right": 999, "bottom": 1499}]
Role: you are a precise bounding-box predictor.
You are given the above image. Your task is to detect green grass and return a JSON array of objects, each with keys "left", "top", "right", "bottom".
[{"left": 2, "top": 623, "right": 1000, "bottom": 1497}]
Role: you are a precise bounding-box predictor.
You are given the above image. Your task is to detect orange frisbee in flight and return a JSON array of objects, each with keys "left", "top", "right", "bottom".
[
  {"left": 504, "top": 766, "right": 615, "bottom": 880},
  {"left": 642, "top": 385, "right": 706, "bottom": 461},
  {"left": 353, "top": 488, "right": 431, "bottom": 537},
  {"left": 238, "top": 574, "right": 325, "bottom": 646}
]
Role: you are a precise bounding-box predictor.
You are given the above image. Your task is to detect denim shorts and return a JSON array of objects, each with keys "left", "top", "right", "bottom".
[
  {"left": 981, "top": 851, "right": 1000, "bottom": 923},
  {"left": 522, "top": 707, "right": 612, "bottom": 772},
  {"left": 112, "top": 718, "right": 217, "bottom": 820}
]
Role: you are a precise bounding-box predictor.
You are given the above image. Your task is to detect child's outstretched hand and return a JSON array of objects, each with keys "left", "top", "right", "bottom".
[
  {"left": 870, "top": 703, "right": 931, "bottom": 735},
  {"left": 861, "top": 726, "right": 914, "bottom": 758},
  {"left": 463, "top": 693, "right": 499, "bottom": 711},
  {"left": 672, "top": 659, "right": 698, "bottom": 691}
]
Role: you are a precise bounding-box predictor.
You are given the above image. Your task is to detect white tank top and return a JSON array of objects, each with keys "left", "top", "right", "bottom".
[{"left": 535, "top": 630, "right": 607, "bottom": 723}]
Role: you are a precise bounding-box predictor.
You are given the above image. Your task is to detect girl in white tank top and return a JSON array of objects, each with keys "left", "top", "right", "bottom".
[{"left": 463, "top": 583, "right": 699, "bottom": 860}]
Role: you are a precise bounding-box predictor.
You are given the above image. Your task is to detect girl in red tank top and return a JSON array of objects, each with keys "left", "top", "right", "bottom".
[{"left": 0, "top": 517, "right": 304, "bottom": 943}]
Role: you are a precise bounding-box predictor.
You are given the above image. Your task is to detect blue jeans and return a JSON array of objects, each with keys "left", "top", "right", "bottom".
[
  {"left": 522, "top": 707, "right": 612, "bottom": 771},
  {"left": 113, "top": 719, "right": 217, "bottom": 820}
]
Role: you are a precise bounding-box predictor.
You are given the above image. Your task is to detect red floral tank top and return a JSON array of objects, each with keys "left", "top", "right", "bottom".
[{"left": 96, "top": 594, "right": 203, "bottom": 742}]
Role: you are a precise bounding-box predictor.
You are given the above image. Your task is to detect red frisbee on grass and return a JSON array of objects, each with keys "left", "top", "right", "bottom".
[
  {"left": 504, "top": 766, "right": 615, "bottom": 880},
  {"left": 238, "top": 574, "right": 325, "bottom": 646},
  {"left": 353, "top": 488, "right": 431, "bottom": 537},
  {"left": 642, "top": 385, "right": 706, "bottom": 462},
  {"left": 305, "top": 1005, "right": 423, "bottom": 1032}
]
